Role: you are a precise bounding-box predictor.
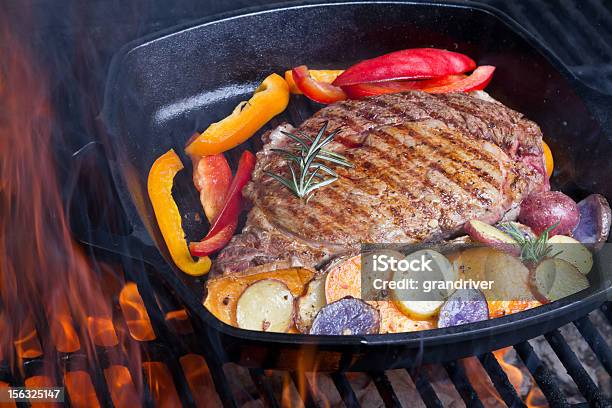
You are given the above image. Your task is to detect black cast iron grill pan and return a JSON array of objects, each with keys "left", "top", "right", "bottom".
[{"left": 73, "top": 1, "right": 612, "bottom": 371}]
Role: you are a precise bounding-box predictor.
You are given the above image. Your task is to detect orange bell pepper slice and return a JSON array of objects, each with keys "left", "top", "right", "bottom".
[
  {"left": 284, "top": 69, "right": 344, "bottom": 94},
  {"left": 542, "top": 140, "right": 554, "bottom": 177},
  {"left": 148, "top": 149, "right": 211, "bottom": 276},
  {"left": 185, "top": 73, "right": 289, "bottom": 157},
  {"left": 291, "top": 65, "right": 347, "bottom": 104}
]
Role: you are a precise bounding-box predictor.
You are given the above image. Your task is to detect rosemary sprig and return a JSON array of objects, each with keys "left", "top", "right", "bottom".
[
  {"left": 264, "top": 122, "right": 352, "bottom": 201},
  {"left": 501, "top": 221, "right": 562, "bottom": 264}
]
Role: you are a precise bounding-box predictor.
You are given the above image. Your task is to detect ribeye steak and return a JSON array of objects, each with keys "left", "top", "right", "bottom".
[{"left": 213, "top": 91, "right": 548, "bottom": 274}]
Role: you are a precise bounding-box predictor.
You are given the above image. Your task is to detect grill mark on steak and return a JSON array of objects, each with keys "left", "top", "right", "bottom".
[
  {"left": 396, "top": 125, "right": 500, "bottom": 196},
  {"left": 370, "top": 125, "right": 496, "bottom": 208},
  {"left": 214, "top": 91, "right": 547, "bottom": 275},
  {"left": 382, "top": 127, "right": 491, "bottom": 214}
]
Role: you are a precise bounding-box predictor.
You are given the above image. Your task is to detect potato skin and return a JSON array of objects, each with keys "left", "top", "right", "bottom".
[
  {"left": 309, "top": 297, "right": 380, "bottom": 335},
  {"left": 518, "top": 191, "right": 579, "bottom": 236},
  {"left": 573, "top": 194, "right": 612, "bottom": 246},
  {"left": 464, "top": 220, "right": 519, "bottom": 256},
  {"left": 295, "top": 276, "right": 326, "bottom": 333}
]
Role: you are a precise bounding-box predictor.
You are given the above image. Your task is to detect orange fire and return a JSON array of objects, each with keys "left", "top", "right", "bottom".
[
  {"left": 180, "top": 354, "right": 222, "bottom": 408},
  {"left": 64, "top": 371, "right": 101, "bottom": 408},
  {"left": 0, "top": 14, "right": 143, "bottom": 402},
  {"left": 142, "top": 362, "right": 181, "bottom": 406},
  {"left": 119, "top": 283, "right": 156, "bottom": 341},
  {"left": 493, "top": 348, "right": 549, "bottom": 408},
  {"left": 104, "top": 365, "right": 140, "bottom": 407}
]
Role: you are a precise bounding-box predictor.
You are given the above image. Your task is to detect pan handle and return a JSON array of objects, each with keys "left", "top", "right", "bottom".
[{"left": 68, "top": 141, "right": 163, "bottom": 266}]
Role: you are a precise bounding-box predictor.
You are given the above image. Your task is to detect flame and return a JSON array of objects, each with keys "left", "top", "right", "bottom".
[
  {"left": 493, "top": 347, "right": 524, "bottom": 392},
  {"left": 104, "top": 365, "right": 140, "bottom": 407},
  {"left": 179, "top": 354, "right": 222, "bottom": 408},
  {"left": 281, "top": 373, "right": 294, "bottom": 408},
  {"left": 278, "top": 347, "right": 331, "bottom": 408},
  {"left": 462, "top": 356, "right": 504, "bottom": 405},
  {"left": 0, "top": 13, "right": 142, "bottom": 402},
  {"left": 0, "top": 381, "right": 16, "bottom": 408},
  {"left": 119, "top": 283, "right": 156, "bottom": 341},
  {"left": 65, "top": 371, "right": 100, "bottom": 408},
  {"left": 24, "top": 376, "right": 59, "bottom": 408},
  {"left": 142, "top": 362, "right": 181, "bottom": 407},
  {"left": 526, "top": 386, "right": 548, "bottom": 408},
  {"left": 166, "top": 309, "right": 194, "bottom": 334},
  {"left": 47, "top": 297, "right": 80, "bottom": 353},
  {"left": 13, "top": 318, "right": 43, "bottom": 359},
  {"left": 86, "top": 317, "right": 118, "bottom": 347},
  {"left": 492, "top": 348, "right": 549, "bottom": 408}
]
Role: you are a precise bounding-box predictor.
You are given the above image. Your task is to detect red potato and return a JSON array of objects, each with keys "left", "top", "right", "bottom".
[
  {"left": 464, "top": 220, "right": 519, "bottom": 256},
  {"left": 518, "top": 191, "right": 580, "bottom": 236}
]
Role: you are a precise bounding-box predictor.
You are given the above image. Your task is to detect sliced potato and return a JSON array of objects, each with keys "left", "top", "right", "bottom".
[
  {"left": 373, "top": 301, "right": 436, "bottom": 333},
  {"left": 438, "top": 289, "right": 489, "bottom": 328},
  {"left": 295, "top": 276, "right": 326, "bottom": 333},
  {"left": 394, "top": 300, "right": 445, "bottom": 320},
  {"left": 448, "top": 247, "right": 492, "bottom": 282},
  {"left": 236, "top": 279, "right": 294, "bottom": 332},
  {"left": 204, "top": 267, "right": 314, "bottom": 326},
  {"left": 532, "top": 258, "right": 589, "bottom": 302},
  {"left": 465, "top": 220, "right": 519, "bottom": 255},
  {"left": 484, "top": 250, "right": 534, "bottom": 301},
  {"left": 547, "top": 235, "right": 593, "bottom": 275},
  {"left": 450, "top": 248, "right": 541, "bottom": 317},
  {"left": 309, "top": 298, "right": 380, "bottom": 335},
  {"left": 391, "top": 250, "right": 454, "bottom": 319}
]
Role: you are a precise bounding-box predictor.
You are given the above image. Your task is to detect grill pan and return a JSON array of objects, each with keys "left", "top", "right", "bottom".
[{"left": 73, "top": 1, "right": 612, "bottom": 371}]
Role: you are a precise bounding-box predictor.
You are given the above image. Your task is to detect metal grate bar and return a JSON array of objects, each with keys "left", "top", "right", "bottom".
[
  {"left": 371, "top": 371, "right": 402, "bottom": 408},
  {"left": 290, "top": 371, "right": 319, "bottom": 408},
  {"left": 573, "top": 316, "right": 612, "bottom": 377},
  {"left": 249, "top": 369, "right": 280, "bottom": 408},
  {"left": 330, "top": 372, "right": 361, "bottom": 408},
  {"left": 478, "top": 352, "right": 526, "bottom": 408},
  {"left": 443, "top": 361, "right": 484, "bottom": 408},
  {"left": 544, "top": 330, "right": 606, "bottom": 407},
  {"left": 601, "top": 303, "right": 612, "bottom": 327},
  {"left": 406, "top": 368, "right": 443, "bottom": 408},
  {"left": 514, "top": 341, "right": 569, "bottom": 408}
]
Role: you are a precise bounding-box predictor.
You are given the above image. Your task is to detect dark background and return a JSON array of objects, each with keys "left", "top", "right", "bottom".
[{"left": 3, "top": 0, "right": 612, "bottom": 156}]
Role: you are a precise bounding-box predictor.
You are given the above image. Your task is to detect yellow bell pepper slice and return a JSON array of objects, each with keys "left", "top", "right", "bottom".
[
  {"left": 284, "top": 69, "right": 344, "bottom": 94},
  {"left": 185, "top": 73, "right": 289, "bottom": 157},
  {"left": 148, "top": 149, "right": 211, "bottom": 276}
]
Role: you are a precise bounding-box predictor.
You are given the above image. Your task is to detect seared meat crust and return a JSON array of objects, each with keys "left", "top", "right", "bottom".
[{"left": 214, "top": 91, "right": 547, "bottom": 274}]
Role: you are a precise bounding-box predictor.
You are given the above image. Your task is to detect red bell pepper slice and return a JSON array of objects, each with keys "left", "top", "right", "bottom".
[
  {"left": 342, "top": 74, "right": 466, "bottom": 99},
  {"left": 292, "top": 65, "right": 347, "bottom": 104},
  {"left": 192, "top": 153, "right": 232, "bottom": 223},
  {"left": 189, "top": 150, "right": 256, "bottom": 257},
  {"left": 332, "top": 48, "right": 476, "bottom": 87},
  {"left": 189, "top": 220, "right": 238, "bottom": 257},
  {"left": 421, "top": 66, "right": 495, "bottom": 93}
]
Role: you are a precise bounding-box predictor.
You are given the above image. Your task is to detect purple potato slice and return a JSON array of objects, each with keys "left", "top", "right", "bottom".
[
  {"left": 573, "top": 194, "right": 612, "bottom": 246},
  {"left": 438, "top": 289, "right": 489, "bottom": 328},
  {"left": 309, "top": 297, "right": 380, "bottom": 335}
]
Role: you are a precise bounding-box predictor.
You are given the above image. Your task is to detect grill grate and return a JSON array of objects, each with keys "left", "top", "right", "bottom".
[{"left": 4, "top": 273, "right": 609, "bottom": 407}]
